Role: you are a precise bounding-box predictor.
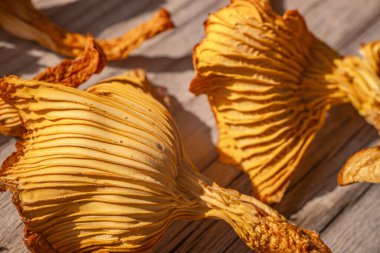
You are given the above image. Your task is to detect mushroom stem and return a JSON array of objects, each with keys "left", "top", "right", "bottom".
[
  {"left": 201, "top": 185, "right": 330, "bottom": 253},
  {"left": 178, "top": 160, "right": 330, "bottom": 253}
]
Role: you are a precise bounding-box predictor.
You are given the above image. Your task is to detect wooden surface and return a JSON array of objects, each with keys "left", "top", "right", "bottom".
[{"left": 0, "top": 0, "right": 380, "bottom": 252}]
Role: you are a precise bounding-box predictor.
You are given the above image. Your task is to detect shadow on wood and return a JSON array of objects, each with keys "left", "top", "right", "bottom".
[
  {"left": 109, "top": 55, "right": 193, "bottom": 73},
  {"left": 269, "top": 0, "right": 285, "bottom": 15},
  {"left": 0, "top": 247, "right": 8, "bottom": 252},
  {"left": 41, "top": 0, "right": 168, "bottom": 36},
  {"left": 0, "top": 30, "right": 46, "bottom": 76},
  {"left": 0, "top": 136, "right": 12, "bottom": 147},
  {"left": 275, "top": 104, "right": 378, "bottom": 216},
  {"left": 154, "top": 82, "right": 217, "bottom": 165}
]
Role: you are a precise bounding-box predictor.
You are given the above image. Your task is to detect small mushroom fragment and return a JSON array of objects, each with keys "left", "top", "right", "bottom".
[
  {"left": 0, "top": 0, "right": 174, "bottom": 60},
  {"left": 190, "top": 0, "right": 380, "bottom": 202},
  {"left": 33, "top": 37, "right": 106, "bottom": 87},
  {"left": 0, "top": 70, "right": 330, "bottom": 253},
  {"left": 338, "top": 147, "right": 380, "bottom": 185},
  {"left": 0, "top": 37, "right": 106, "bottom": 137}
]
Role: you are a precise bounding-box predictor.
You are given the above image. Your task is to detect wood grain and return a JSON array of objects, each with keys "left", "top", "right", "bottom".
[{"left": 0, "top": 0, "right": 379, "bottom": 252}]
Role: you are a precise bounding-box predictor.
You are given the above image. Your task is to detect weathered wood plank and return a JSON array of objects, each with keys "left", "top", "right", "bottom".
[
  {"left": 0, "top": 0, "right": 380, "bottom": 252},
  {"left": 322, "top": 185, "right": 380, "bottom": 253}
]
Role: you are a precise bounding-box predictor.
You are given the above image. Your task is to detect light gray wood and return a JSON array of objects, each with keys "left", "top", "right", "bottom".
[
  {"left": 322, "top": 185, "right": 380, "bottom": 253},
  {"left": 0, "top": 0, "right": 380, "bottom": 252}
]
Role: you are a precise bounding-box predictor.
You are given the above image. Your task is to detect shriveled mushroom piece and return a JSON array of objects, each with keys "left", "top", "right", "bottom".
[
  {"left": 0, "top": 0, "right": 174, "bottom": 60},
  {"left": 33, "top": 37, "right": 106, "bottom": 87},
  {"left": 0, "top": 70, "right": 330, "bottom": 253},
  {"left": 338, "top": 147, "right": 380, "bottom": 185},
  {"left": 0, "top": 37, "right": 106, "bottom": 137},
  {"left": 191, "top": 0, "right": 380, "bottom": 202}
]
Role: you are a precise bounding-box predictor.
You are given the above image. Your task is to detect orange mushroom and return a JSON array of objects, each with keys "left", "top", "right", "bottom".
[
  {"left": 0, "top": 0, "right": 174, "bottom": 60},
  {"left": 191, "top": 0, "right": 380, "bottom": 203}
]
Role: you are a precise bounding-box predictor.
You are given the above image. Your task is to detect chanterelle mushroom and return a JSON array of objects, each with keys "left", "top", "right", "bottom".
[
  {"left": 190, "top": 0, "right": 380, "bottom": 202},
  {"left": 0, "top": 0, "right": 174, "bottom": 60},
  {"left": 0, "top": 70, "right": 330, "bottom": 252},
  {"left": 0, "top": 36, "right": 106, "bottom": 137}
]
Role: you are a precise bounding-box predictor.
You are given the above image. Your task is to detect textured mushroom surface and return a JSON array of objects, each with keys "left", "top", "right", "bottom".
[
  {"left": 191, "top": 0, "right": 380, "bottom": 202},
  {"left": 333, "top": 42, "right": 380, "bottom": 130},
  {"left": 0, "top": 70, "right": 330, "bottom": 252},
  {"left": 334, "top": 42, "right": 380, "bottom": 185},
  {"left": 190, "top": 0, "right": 347, "bottom": 203},
  {"left": 0, "top": 0, "right": 174, "bottom": 60},
  {"left": 338, "top": 147, "right": 380, "bottom": 185},
  {"left": 0, "top": 37, "right": 106, "bottom": 137}
]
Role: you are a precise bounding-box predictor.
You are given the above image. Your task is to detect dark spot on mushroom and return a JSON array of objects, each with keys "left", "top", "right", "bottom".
[{"left": 156, "top": 143, "right": 164, "bottom": 152}]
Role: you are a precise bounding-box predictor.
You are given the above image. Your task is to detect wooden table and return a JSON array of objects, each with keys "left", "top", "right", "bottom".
[{"left": 0, "top": 0, "right": 379, "bottom": 252}]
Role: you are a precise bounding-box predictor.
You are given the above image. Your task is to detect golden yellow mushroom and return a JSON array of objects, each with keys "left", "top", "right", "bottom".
[
  {"left": 338, "top": 147, "right": 380, "bottom": 185},
  {"left": 0, "top": 70, "right": 330, "bottom": 252},
  {"left": 335, "top": 43, "right": 380, "bottom": 186},
  {"left": 190, "top": 0, "right": 380, "bottom": 202},
  {"left": 333, "top": 42, "right": 380, "bottom": 130},
  {"left": 0, "top": 0, "right": 174, "bottom": 60},
  {"left": 0, "top": 37, "right": 106, "bottom": 137}
]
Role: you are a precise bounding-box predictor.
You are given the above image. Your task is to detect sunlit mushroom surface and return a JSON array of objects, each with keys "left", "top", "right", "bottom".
[
  {"left": 191, "top": 0, "right": 380, "bottom": 202},
  {"left": 338, "top": 147, "right": 380, "bottom": 185}
]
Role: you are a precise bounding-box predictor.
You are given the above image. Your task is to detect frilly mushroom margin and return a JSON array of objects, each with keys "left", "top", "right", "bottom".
[{"left": 0, "top": 36, "right": 106, "bottom": 137}]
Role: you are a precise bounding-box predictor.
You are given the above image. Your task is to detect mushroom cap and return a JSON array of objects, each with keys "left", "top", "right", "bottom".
[
  {"left": 0, "top": 70, "right": 198, "bottom": 252},
  {"left": 190, "top": 0, "right": 346, "bottom": 203}
]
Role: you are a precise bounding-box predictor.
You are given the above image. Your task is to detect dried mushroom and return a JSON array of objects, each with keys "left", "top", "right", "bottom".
[
  {"left": 0, "top": 0, "right": 174, "bottom": 60},
  {"left": 333, "top": 42, "right": 380, "bottom": 130},
  {"left": 335, "top": 42, "right": 380, "bottom": 186},
  {"left": 190, "top": 0, "right": 380, "bottom": 203},
  {"left": 0, "top": 70, "right": 330, "bottom": 252},
  {"left": 338, "top": 147, "right": 380, "bottom": 185},
  {"left": 0, "top": 37, "right": 106, "bottom": 137}
]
